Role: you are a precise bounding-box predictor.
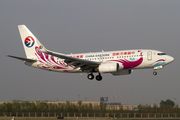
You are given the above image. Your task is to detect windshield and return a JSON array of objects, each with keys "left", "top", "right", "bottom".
[{"left": 157, "top": 53, "right": 166, "bottom": 55}]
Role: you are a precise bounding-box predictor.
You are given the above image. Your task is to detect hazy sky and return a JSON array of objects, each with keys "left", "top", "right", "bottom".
[{"left": 0, "top": 0, "right": 180, "bottom": 105}]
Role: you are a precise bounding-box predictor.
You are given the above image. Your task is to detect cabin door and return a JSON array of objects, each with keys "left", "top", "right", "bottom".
[{"left": 147, "top": 51, "right": 152, "bottom": 61}]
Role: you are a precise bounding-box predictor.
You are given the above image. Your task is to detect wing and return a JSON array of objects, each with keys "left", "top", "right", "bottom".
[{"left": 42, "top": 50, "right": 100, "bottom": 72}]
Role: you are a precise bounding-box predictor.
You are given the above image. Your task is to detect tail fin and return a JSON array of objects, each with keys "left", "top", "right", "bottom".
[{"left": 18, "top": 25, "right": 47, "bottom": 59}]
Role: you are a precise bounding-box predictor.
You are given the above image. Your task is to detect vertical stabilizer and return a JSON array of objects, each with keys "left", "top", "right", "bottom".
[{"left": 18, "top": 25, "right": 47, "bottom": 59}]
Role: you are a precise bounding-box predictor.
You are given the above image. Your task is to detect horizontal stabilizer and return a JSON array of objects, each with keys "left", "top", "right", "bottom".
[{"left": 7, "top": 55, "right": 37, "bottom": 63}]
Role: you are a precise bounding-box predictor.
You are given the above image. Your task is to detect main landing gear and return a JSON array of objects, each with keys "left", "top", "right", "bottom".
[
  {"left": 87, "top": 73, "right": 94, "bottom": 80},
  {"left": 96, "top": 73, "right": 102, "bottom": 81},
  {"left": 87, "top": 73, "right": 102, "bottom": 81}
]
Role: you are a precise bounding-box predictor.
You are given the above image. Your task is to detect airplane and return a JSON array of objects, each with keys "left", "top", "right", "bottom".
[{"left": 7, "top": 25, "right": 174, "bottom": 81}]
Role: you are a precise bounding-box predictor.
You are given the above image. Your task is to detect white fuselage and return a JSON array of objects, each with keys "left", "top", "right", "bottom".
[{"left": 29, "top": 49, "right": 173, "bottom": 73}]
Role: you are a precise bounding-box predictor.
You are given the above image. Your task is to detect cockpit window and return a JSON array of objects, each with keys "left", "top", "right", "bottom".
[{"left": 157, "top": 53, "right": 166, "bottom": 55}]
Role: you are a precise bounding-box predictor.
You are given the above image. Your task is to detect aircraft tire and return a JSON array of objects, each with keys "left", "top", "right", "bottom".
[
  {"left": 96, "top": 75, "right": 102, "bottom": 81},
  {"left": 153, "top": 71, "right": 157, "bottom": 76},
  {"left": 87, "top": 74, "right": 94, "bottom": 80}
]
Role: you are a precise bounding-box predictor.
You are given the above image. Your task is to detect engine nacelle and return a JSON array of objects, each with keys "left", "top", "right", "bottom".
[
  {"left": 111, "top": 69, "right": 132, "bottom": 76},
  {"left": 98, "top": 63, "right": 119, "bottom": 73}
]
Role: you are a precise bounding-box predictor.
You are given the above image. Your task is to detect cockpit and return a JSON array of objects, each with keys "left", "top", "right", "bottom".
[{"left": 157, "top": 53, "right": 166, "bottom": 55}]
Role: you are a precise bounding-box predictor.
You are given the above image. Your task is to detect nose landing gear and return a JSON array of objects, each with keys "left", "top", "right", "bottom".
[
  {"left": 153, "top": 66, "right": 164, "bottom": 76},
  {"left": 153, "top": 71, "right": 157, "bottom": 76}
]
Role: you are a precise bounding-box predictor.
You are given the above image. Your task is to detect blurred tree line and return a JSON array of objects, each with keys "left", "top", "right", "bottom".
[
  {"left": 138, "top": 99, "right": 179, "bottom": 113},
  {"left": 0, "top": 99, "right": 179, "bottom": 113}
]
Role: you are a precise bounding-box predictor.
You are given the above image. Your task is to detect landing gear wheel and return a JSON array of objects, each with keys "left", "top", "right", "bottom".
[
  {"left": 96, "top": 74, "right": 102, "bottom": 81},
  {"left": 87, "top": 74, "right": 94, "bottom": 80},
  {"left": 153, "top": 71, "right": 157, "bottom": 76}
]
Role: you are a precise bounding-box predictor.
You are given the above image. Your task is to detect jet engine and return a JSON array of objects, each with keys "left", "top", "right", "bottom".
[{"left": 98, "top": 62, "right": 119, "bottom": 73}]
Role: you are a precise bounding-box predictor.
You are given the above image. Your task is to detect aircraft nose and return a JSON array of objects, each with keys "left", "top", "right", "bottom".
[{"left": 167, "top": 56, "right": 174, "bottom": 63}]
